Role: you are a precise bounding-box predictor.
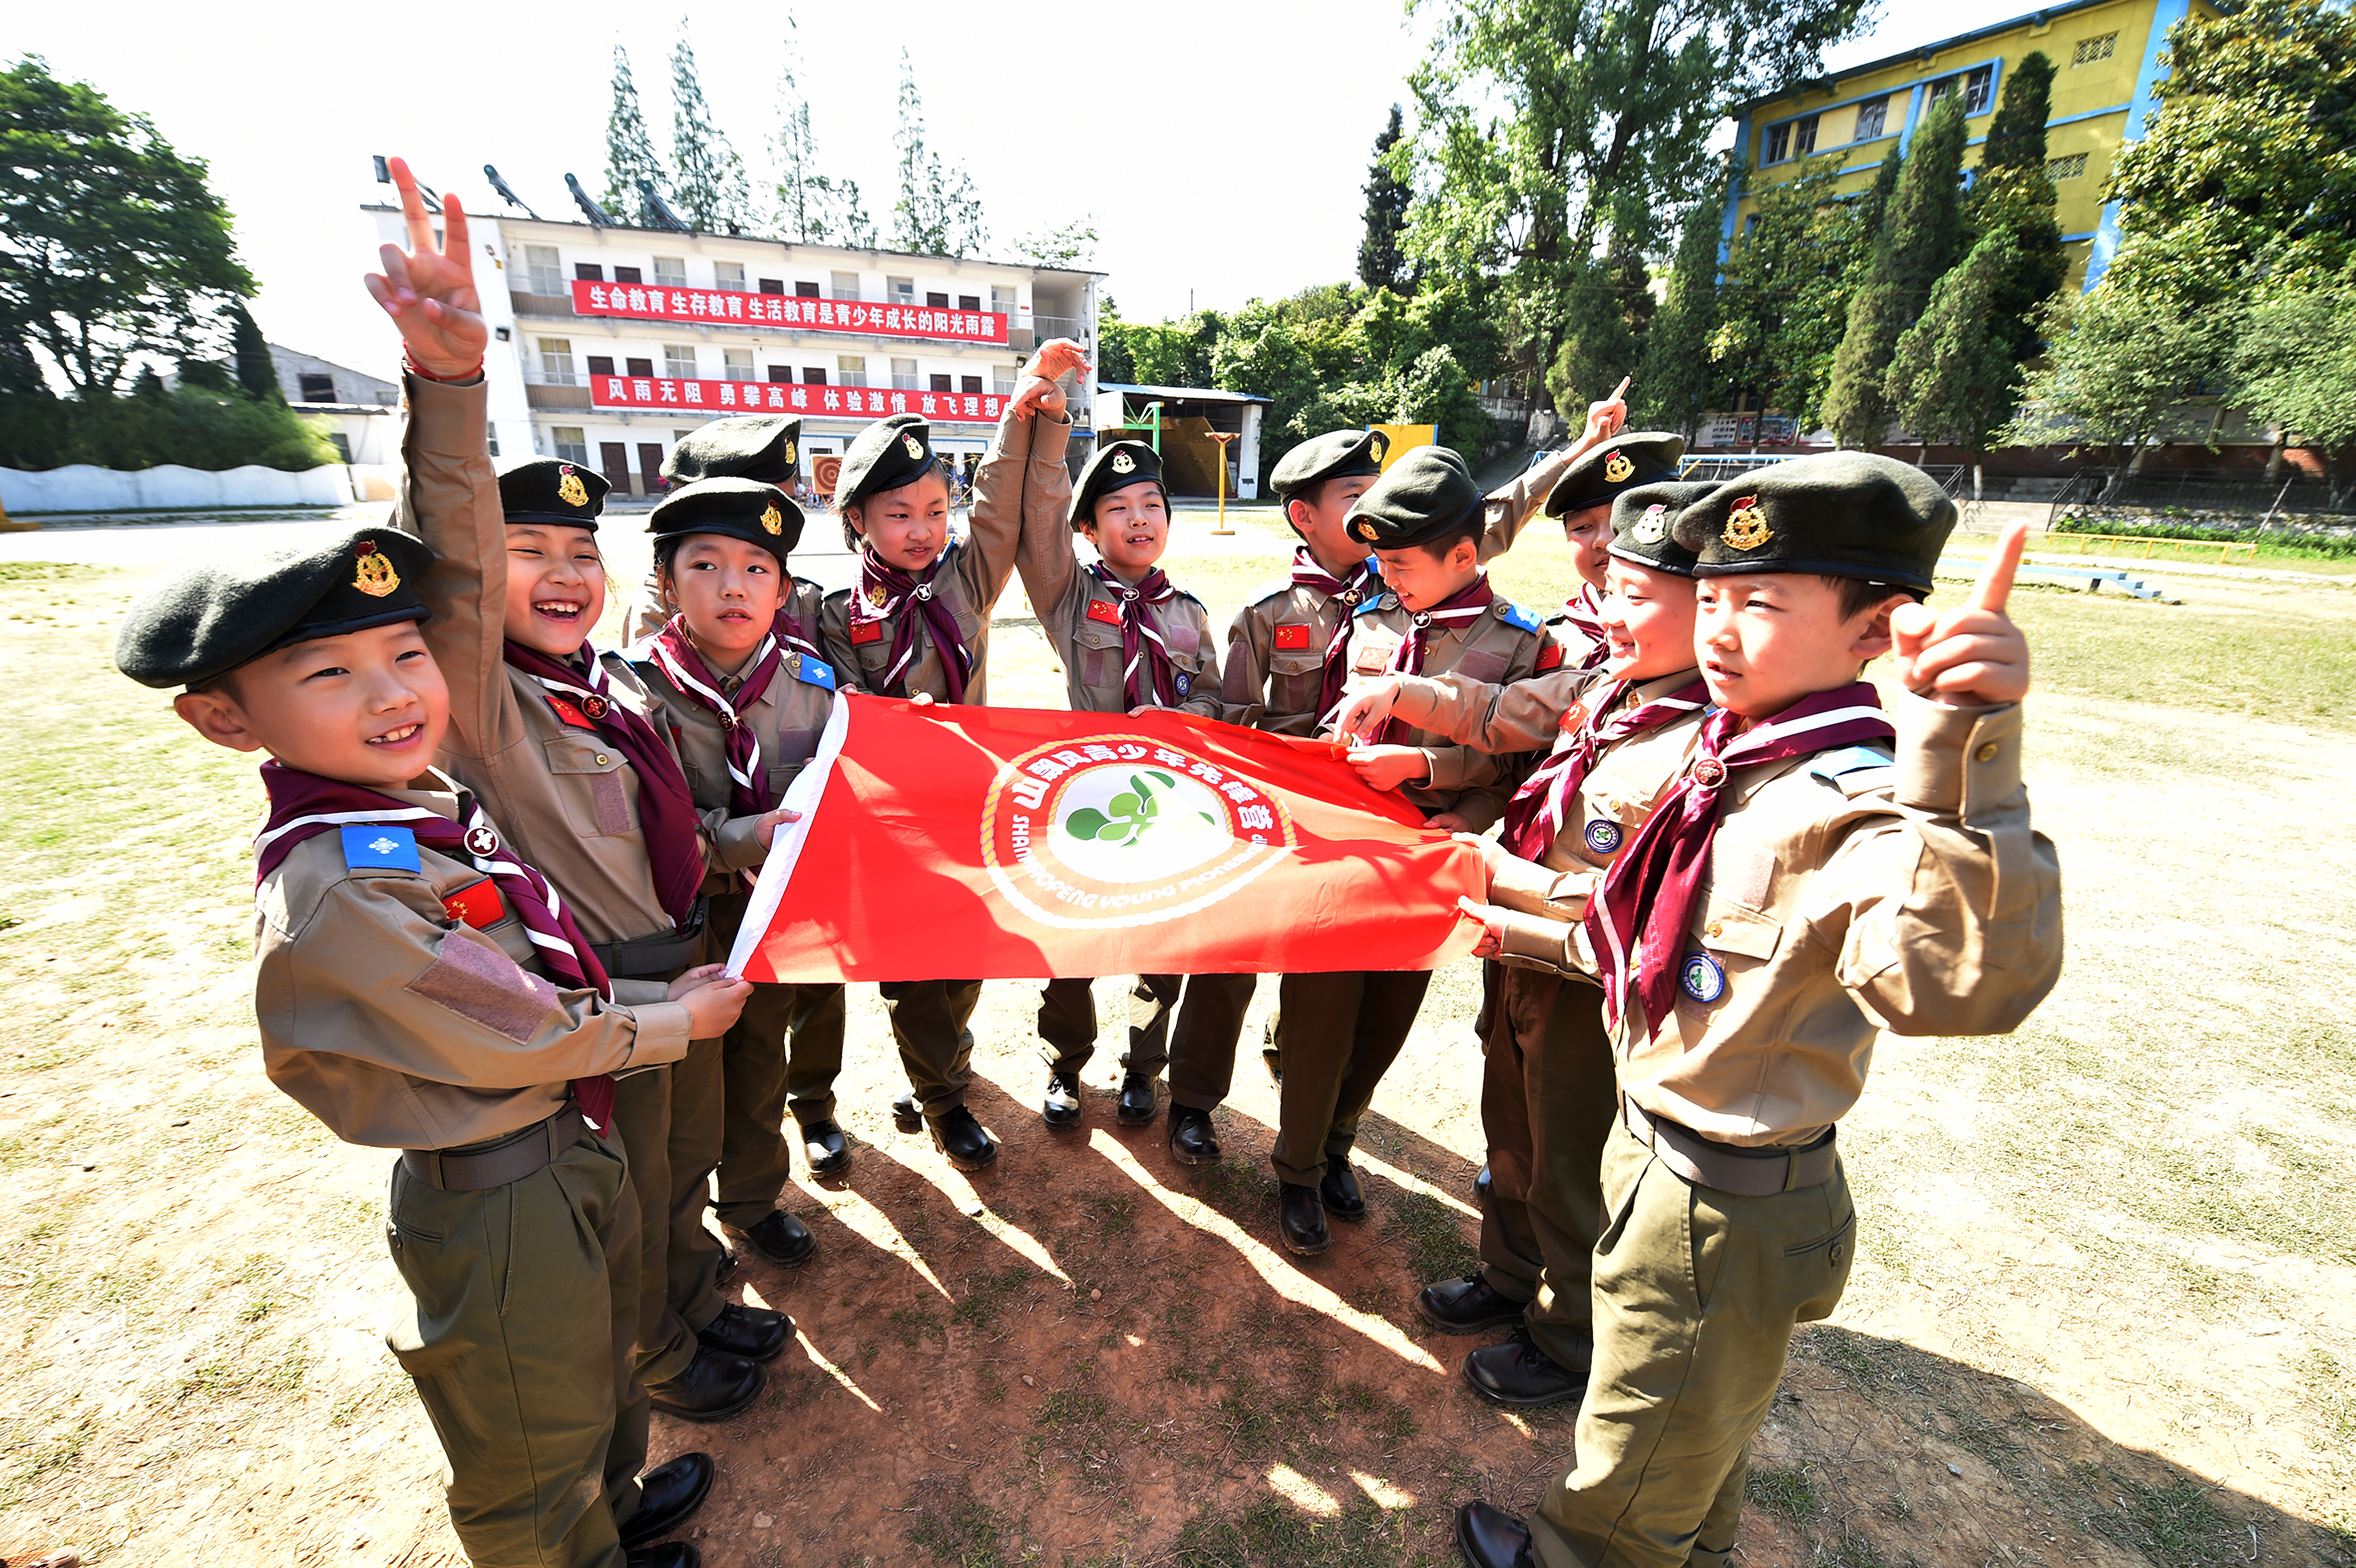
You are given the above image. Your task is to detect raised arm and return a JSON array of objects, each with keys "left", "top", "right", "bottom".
[
  {"left": 962, "top": 338, "right": 1087, "bottom": 615},
  {"left": 1478, "top": 380, "right": 1628, "bottom": 563}
]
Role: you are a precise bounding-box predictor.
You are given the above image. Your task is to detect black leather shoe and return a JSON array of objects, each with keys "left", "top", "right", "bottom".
[
  {"left": 1262, "top": 1046, "right": 1283, "bottom": 1085},
  {"left": 1116, "top": 1070, "right": 1158, "bottom": 1125},
  {"left": 930, "top": 1105, "right": 999, "bottom": 1170},
  {"left": 1454, "top": 1500, "right": 1534, "bottom": 1568},
  {"left": 1278, "top": 1181, "right": 1330, "bottom": 1256},
  {"left": 646, "top": 1346, "right": 765, "bottom": 1422},
  {"left": 802, "top": 1118, "right": 851, "bottom": 1176},
  {"left": 1041, "top": 1069, "right": 1083, "bottom": 1128},
  {"left": 619, "top": 1451, "right": 714, "bottom": 1547},
  {"left": 1417, "top": 1273, "right": 1525, "bottom": 1335},
  {"left": 1321, "top": 1155, "right": 1366, "bottom": 1222},
  {"left": 1462, "top": 1330, "right": 1588, "bottom": 1408},
  {"left": 740, "top": 1208, "right": 815, "bottom": 1268},
  {"left": 1473, "top": 1163, "right": 1493, "bottom": 1206},
  {"left": 1168, "top": 1105, "right": 1221, "bottom": 1165},
  {"left": 709, "top": 1234, "right": 739, "bottom": 1287},
  {"left": 625, "top": 1544, "right": 701, "bottom": 1568},
  {"left": 891, "top": 1089, "right": 922, "bottom": 1130},
  {"left": 696, "top": 1301, "right": 793, "bottom": 1364}
]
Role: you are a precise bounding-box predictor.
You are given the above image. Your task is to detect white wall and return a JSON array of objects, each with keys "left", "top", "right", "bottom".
[{"left": 0, "top": 464, "right": 357, "bottom": 514}]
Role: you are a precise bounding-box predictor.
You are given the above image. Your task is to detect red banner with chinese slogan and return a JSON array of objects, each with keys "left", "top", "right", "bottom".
[
  {"left": 725, "top": 695, "right": 1483, "bottom": 983},
  {"left": 590, "top": 374, "right": 1005, "bottom": 424},
  {"left": 571, "top": 280, "right": 1008, "bottom": 345}
]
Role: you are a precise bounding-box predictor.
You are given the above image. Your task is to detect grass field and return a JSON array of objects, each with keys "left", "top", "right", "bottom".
[{"left": 0, "top": 516, "right": 2351, "bottom": 1565}]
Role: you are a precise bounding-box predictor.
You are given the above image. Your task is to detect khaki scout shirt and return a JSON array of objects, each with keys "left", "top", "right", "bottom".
[
  {"left": 398, "top": 374, "right": 687, "bottom": 950},
  {"left": 625, "top": 572, "right": 829, "bottom": 648},
  {"left": 629, "top": 640, "right": 838, "bottom": 885},
  {"left": 819, "top": 409, "right": 1071, "bottom": 703},
  {"left": 252, "top": 780, "right": 692, "bottom": 1150},
  {"left": 1219, "top": 451, "right": 1571, "bottom": 736},
  {"left": 1511, "top": 692, "right": 2064, "bottom": 1147}
]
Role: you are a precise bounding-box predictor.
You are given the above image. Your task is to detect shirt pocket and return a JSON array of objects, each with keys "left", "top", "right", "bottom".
[
  {"left": 1676, "top": 900, "right": 1782, "bottom": 1018},
  {"left": 1072, "top": 623, "right": 1125, "bottom": 694},
  {"left": 543, "top": 733, "right": 637, "bottom": 838}
]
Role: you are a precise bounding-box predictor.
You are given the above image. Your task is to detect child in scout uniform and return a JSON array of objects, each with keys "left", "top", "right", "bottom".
[
  {"left": 818, "top": 339, "right": 1088, "bottom": 1171},
  {"left": 1339, "top": 481, "right": 1717, "bottom": 1412},
  {"left": 1264, "top": 446, "right": 1550, "bottom": 1257},
  {"left": 1526, "top": 431, "right": 1687, "bottom": 670},
  {"left": 628, "top": 476, "right": 845, "bottom": 1279},
  {"left": 1450, "top": 455, "right": 2064, "bottom": 1568},
  {"left": 1008, "top": 435, "right": 1225, "bottom": 1131},
  {"left": 113, "top": 524, "right": 750, "bottom": 1568},
  {"left": 624, "top": 415, "right": 830, "bottom": 647}
]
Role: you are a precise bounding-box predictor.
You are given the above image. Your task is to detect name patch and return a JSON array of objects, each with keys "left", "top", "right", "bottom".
[
  {"left": 1273, "top": 622, "right": 1312, "bottom": 651},
  {"left": 340, "top": 824, "right": 420, "bottom": 873}
]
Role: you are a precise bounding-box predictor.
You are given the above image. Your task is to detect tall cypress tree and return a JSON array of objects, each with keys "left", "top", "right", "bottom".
[
  {"left": 1634, "top": 195, "right": 1725, "bottom": 436},
  {"left": 602, "top": 46, "right": 666, "bottom": 217},
  {"left": 228, "top": 301, "right": 276, "bottom": 401},
  {"left": 1821, "top": 92, "right": 1968, "bottom": 447},
  {"left": 1969, "top": 51, "right": 2066, "bottom": 364},
  {"left": 1359, "top": 106, "right": 1411, "bottom": 292},
  {"left": 1888, "top": 229, "right": 2024, "bottom": 479},
  {"left": 669, "top": 36, "right": 750, "bottom": 232}
]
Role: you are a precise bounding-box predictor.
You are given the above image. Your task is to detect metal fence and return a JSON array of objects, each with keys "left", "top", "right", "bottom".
[{"left": 2046, "top": 468, "right": 2356, "bottom": 530}]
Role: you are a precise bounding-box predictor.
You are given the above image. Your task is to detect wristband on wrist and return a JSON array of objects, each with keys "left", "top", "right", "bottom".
[{"left": 406, "top": 355, "right": 485, "bottom": 384}]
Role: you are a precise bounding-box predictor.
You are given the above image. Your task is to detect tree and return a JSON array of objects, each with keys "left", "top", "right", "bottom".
[
  {"left": 601, "top": 46, "right": 666, "bottom": 218},
  {"left": 1968, "top": 51, "right": 2066, "bottom": 366},
  {"left": 1547, "top": 243, "right": 1656, "bottom": 414},
  {"left": 1888, "top": 230, "right": 2026, "bottom": 484},
  {"left": 767, "top": 40, "right": 877, "bottom": 249},
  {"left": 891, "top": 53, "right": 986, "bottom": 258},
  {"left": 668, "top": 36, "right": 750, "bottom": 232},
  {"left": 0, "top": 57, "right": 251, "bottom": 396},
  {"left": 1392, "top": 0, "right": 1872, "bottom": 402},
  {"left": 228, "top": 300, "right": 275, "bottom": 401},
  {"left": 1822, "top": 93, "right": 1968, "bottom": 447},
  {"left": 1393, "top": 344, "right": 1491, "bottom": 457},
  {"left": 1016, "top": 220, "right": 1098, "bottom": 269},
  {"left": 1634, "top": 192, "right": 1725, "bottom": 436},
  {"left": 2006, "top": 282, "right": 2235, "bottom": 474},
  {"left": 2232, "top": 277, "right": 2356, "bottom": 502},
  {"left": 1708, "top": 153, "right": 1881, "bottom": 432},
  {"left": 1359, "top": 106, "right": 1412, "bottom": 292}
]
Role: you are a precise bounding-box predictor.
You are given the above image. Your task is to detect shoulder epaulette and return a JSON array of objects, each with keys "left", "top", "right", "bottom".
[
  {"left": 793, "top": 653, "right": 838, "bottom": 690},
  {"left": 1809, "top": 745, "right": 1895, "bottom": 786},
  {"left": 338, "top": 824, "right": 421, "bottom": 874},
  {"left": 1497, "top": 600, "right": 1541, "bottom": 634},
  {"left": 1249, "top": 580, "right": 1294, "bottom": 606},
  {"left": 1355, "top": 592, "right": 1396, "bottom": 617},
  {"left": 822, "top": 585, "right": 853, "bottom": 602},
  {"left": 795, "top": 575, "right": 825, "bottom": 592}
]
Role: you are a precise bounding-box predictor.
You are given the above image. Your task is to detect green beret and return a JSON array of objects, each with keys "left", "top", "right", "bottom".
[
  {"left": 1544, "top": 432, "right": 1687, "bottom": 519},
  {"left": 1605, "top": 481, "right": 1716, "bottom": 577},
  {"left": 836, "top": 413, "right": 938, "bottom": 511},
  {"left": 1673, "top": 452, "right": 1956, "bottom": 592},
  {"left": 1269, "top": 428, "right": 1388, "bottom": 500},
  {"left": 1345, "top": 446, "right": 1481, "bottom": 550},
  {"left": 664, "top": 414, "right": 802, "bottom": 486},
  {"left": 114, "top": 527, "right": 434, "bottom": 690},
  {"left": 1068, "top": 440, "right": 1166, "bottom": 529},
  {"left": 650, "top": 477, "right": 803, "bottom": 561},
  {"left": 499, "top": 457, "right": 608, "bottom": 528}
]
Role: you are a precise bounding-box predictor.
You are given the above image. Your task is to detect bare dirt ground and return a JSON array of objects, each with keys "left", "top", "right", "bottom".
[{"left": 0, "top": 514, "right": 2351, "bottom": 1568}]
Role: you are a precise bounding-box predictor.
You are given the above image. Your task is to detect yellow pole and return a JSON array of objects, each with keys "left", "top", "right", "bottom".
[{"left": 1207, "top": 431, "right": 1238, "bottom": 536}]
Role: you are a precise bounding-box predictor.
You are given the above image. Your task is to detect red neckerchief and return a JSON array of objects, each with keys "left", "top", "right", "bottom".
[
  {"left": 1288, "top": 547, "right": 1381, "bottom": 721},
  {"left": 852, "top": 548, "right": 972, "bottom": 703},
  {"left": 646, "top": 615, "right": 782, "bottom": 820},
  {"left": 1375, "top": 576, "right": 1497, "bottom": 744},
  {"left": 252, "top": 762, "right": 618, "bottom": 1132},
  {"left": 1086, "top": 562, "right": 1183, "bottom": 707},
  {"left": 1558, "top": 582, "right": 1611, "bottom": 671},
  {"left": 773, "top": 606, "right": 824, "bottom": 663},
  {"left": 1500, "top": 674, "right": 1710, "bottom": 862},
  {"left": 1583, "top": 683, "right": 1895, "bottom": 1036},
  {"left": 500, "top": 639, "right": 704, "bottom": 933}
]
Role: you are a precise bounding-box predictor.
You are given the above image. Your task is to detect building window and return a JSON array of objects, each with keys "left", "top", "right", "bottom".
[
  {"left": 298, "top": 372, "right": 336, "bottom": 403},
  {"left": 626, "top": 356, "right": 653, "bottom": 378},
  {"left": 930, "top": 374, "right": 953, "bottom": 392},
  {"left": 1791, "top": 114, "right": 1819, "bottom": 157},
  {"left": 553, "top": 426, "right": 589, "bottom": 464},
  {"left": 992, "top": 368, "right": 1014, "bottom": 396},
  {"left": 662, "top": 343, "right": 697, "bottom": 379},
  {"left": 925, "top": 290, "right": 949, "bottom": 308},
  {"left": 802, "top": 366, "right": 827, "bottom": 385},
  {"left": 614, "top": 265, "right": 643, "bottom": 285},
  {"left": 890, "top": 276, "right": 917, "bottom": 305},
  {"left": 540, "top": 337, "right": 579, "bottom": 385},
  {"left": 838, "top": 354, "right": 868, "bottom": 387},
  {"left": 1852, "top": 96, "right": 1888, "bottom": 141},
  {"left": 891, "top": 356, "right": 919, "bottom": 390},
  {"left": 831, "top": 271, "right": 862, "bottom": 300},
  {"left": 723, "top": 348, "right": 755, "bottom": 381},
  {"left": 575, "top": 262, "right": 604, "bottom": 282},
  {"left": 1930, "top": 66, "right": 1995, "bottom": 115},
  {"left": 2047, "top": 152, "right": 2091, "bottom": 181},
  {"left": 795, "top": 280, "right": 821, "bottom": 297},
  {"left": 1764, "top": 123, "right": 1790, "bottom": 163},
  {"left": 326, "top": 433, "right": 353, "bottom": 462},
  {"left": 770, "top": 365, "right": 794, "bottom": 382},
  {"left": 587, "top": 355, "right": 615, "bottom": 377},
  {"left": 960, "top": 374, "right": 982, "bottom": 395},
  {"left": 759, "top": 277, "right": 785, "bottom": 294},
  {"left": 653, "top": 255, "right": 688, "bottom": 287},
  {"left": 989, "top": 285, "right": 1015, "bottom": 316},
  {"left": 2073, "top": 31, "right": 2118, "bottom": 65},
  {"left": 958, "top": 294, "right": 981, "bottom": 312},
  {"left": 713, "top": 261, "right": 746, "bottom": 292},
  {"left": 524, "top": 244, "right": 563, "bottom": 296}
]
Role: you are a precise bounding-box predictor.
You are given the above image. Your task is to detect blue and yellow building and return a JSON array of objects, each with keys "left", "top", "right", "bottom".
[{"left": 1723, "top": 0, "right": 2218, "bottom": 293}]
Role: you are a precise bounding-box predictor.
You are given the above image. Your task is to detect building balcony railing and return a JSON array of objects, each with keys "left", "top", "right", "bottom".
[
  {"left": 510, "top": 290, "right": 576, "bottom": 319},
  {"left": 525, "top": 382, "right": 591, "bottom": 410}
]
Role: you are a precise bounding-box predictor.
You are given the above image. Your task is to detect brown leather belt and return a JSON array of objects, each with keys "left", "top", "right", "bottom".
[
  {"left": 590, "top": 898, "right": 707, "bottom": 979},
  {"left": 1622, "top": 1097, "right": 1836, "bottom": 1197},
  {"left": 402, "top": 1104, "right": 587, "bottom": 1192}
]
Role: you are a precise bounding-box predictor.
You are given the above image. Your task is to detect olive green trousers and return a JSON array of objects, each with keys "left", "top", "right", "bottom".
[{"left": 1268, "top": 970, "right": 1429, "bottom": 1187}]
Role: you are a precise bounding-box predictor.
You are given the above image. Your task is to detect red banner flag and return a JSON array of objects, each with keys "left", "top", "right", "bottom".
[{"left": 725, "top": 695, "right": 1482, "bottom": 983}]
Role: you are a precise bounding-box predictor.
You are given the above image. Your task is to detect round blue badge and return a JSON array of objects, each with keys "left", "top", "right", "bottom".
[
  {"left": 1680, "top": 952, "right": 1728, "bottom": 1005},
  {"left": 1174, "top": 672, "right": 1191, "bottom": 696},
  {"left": 1584, "top": 818, "right": 1623, "bottom": 855}
]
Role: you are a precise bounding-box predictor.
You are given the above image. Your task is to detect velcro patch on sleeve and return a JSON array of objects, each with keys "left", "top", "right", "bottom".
[
  {"left": 1166, "top": 623, "right": 1200, "bottom": 654},
  {"left": 406, "top": 928, "right": 562, "bottom": 1043},
  {"left": 589, "top": 772, "right": 633, "bottom": 835},
  {"left": 1273, "top": 623, "right": 1312, "bottom": 651}
]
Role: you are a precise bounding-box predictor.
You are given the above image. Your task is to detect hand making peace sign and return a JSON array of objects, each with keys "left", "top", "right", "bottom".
[
  {"left": 362, "top": 158, "right": 488, "bottom": 380},
  {"left": 1890, "top": 521, "right": 2032, "bottom": 707}
]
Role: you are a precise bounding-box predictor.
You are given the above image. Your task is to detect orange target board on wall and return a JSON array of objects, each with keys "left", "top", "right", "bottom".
[{"left": 811, "top": 454, "right": 843, "bottom": 498}]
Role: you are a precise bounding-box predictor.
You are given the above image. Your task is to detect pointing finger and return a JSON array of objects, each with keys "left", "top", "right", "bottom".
[
  {"left": 1610, "top": 375, "right": 1631, "bottom": 403},
  {"left": 1972, "top": 521, "right": 2027, "bottom": 614}
]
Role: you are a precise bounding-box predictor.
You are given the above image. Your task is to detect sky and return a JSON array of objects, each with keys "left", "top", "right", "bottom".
[{"left": 18, "top": 0, "right": 2042, "bottom": 382}]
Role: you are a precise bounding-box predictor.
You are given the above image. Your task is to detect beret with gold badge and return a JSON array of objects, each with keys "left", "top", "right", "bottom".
[
  {"left": 1673, "top": 451, "right": 1956, "bottom": 591},
  {"left": 835, "top": 413, "right": 938, "bottom": 512},
  {"left": 664, "top": 413, "right": 802, "bottom": 487},
  {"left": 1068, "top": 439, "right": 1167, "bottom": 530},
  {"left": 1544, "top": 431, "right": 1687, "bottom": 519},
  {"left": 499, "top": 457, "right": 610, "bottom": 528},
  {"left": 1605, "top": 480, "right": 1717, "bottom": 577},
  {"left": 1268, "top": 427, "right": 1388, "bottom": 500},
  {"left": 649, "top": 477, "right": 804, "bottom": 563},
  {"left": 1344, "top": 446, "right": 1482, "bottom": 550}
]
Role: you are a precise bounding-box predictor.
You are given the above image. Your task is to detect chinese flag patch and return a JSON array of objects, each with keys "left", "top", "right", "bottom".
[
  {"left": 1086, "top": 599, "right": 1124, "bottom": 626},
  {"left": 1535, "top": 641, "right": 1564, "bottom": 672},
  {"left": 849, "top": 618, "right": 885, "bottom": 645},
  {"left": 546, "top": 695, "right": 596, "bottom": 729},
  {"left": 442, "top": 880, "right": 505, "bottom": 930},
  {"left": 1273, "top": 623, "right": 1312, "bottom": 650}
]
